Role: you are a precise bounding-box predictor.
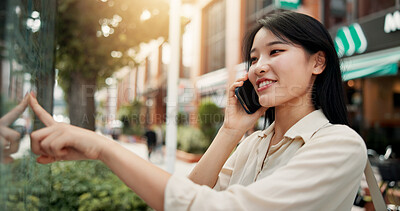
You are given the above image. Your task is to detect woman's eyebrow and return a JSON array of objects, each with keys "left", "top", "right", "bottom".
[
  {"left": 250, "top": 40, "right": 288, "bottom": 53},
  {"left": 266, "top": 40, "right": 288, "bottom": 46}
]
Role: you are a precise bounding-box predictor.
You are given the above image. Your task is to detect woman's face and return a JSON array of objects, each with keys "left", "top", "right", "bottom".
[{"left": 248, "top": 28, "right": 319, "bottom": 109}]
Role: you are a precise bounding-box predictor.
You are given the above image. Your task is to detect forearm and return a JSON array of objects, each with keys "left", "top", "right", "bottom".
[
  {"left": 99, "top": 140, "right": 170, "bottom": 211},
  {"left": 188, "top": 127, "right": 244, "bottom": 187}
]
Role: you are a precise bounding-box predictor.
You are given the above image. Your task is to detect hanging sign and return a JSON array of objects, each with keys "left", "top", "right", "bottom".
[
  {"left": 384, "top": 10, "right": 400, "bottom": 33},
  {"left": 331, "top": 9, "right": 400, "bottom": 58},
  {"left": 274, "top": 0, "right": 301, "bottom": 10},
  {"left": 334, "top": 23, "right": 368, "bottom": 58}
]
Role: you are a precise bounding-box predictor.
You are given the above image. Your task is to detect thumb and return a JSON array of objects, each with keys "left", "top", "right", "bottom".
[{"left": 36, "top": 155, "right": 56, "bottom": 164}]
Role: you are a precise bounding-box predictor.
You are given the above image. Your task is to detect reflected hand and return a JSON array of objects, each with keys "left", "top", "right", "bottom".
[
  {"left": 29, "top": 93, "right": 108, "bottom": 164},
  {"left": 223, "top": 74, "right": 267, "bottom": 135},
  {"left": 0, "top": 94, "right": 29, "bottom": 163}
]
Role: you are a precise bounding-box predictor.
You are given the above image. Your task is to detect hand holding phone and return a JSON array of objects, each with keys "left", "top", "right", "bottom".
[{"left": 234, "top": 79, "right": 261, "bottom": 114}]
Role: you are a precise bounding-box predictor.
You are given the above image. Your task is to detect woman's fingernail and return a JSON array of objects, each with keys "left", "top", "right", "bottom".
[{"left": 30, "top": 91, "right": 36, "bottom": 98}]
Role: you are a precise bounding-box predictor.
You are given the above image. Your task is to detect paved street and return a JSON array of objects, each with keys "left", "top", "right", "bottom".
[{"left": 119, "top": 141, "right": 197, "bottom": 176}]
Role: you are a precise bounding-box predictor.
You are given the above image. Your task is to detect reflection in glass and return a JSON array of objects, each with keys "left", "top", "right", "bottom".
[
  {"left": 0, "top": 95, "right": 28, "bottom": 164},
  {"left": 0, "top": 0, "right": 56, "bottom": 210}
]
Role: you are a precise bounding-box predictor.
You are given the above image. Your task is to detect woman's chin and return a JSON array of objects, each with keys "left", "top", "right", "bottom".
[{"left": 259, "top": 96, "right": 276, "bottom": 108}]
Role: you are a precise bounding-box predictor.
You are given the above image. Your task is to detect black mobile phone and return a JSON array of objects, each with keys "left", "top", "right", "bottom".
[{"left": 234, "top": 79, "right": 261, "bottom": 114}]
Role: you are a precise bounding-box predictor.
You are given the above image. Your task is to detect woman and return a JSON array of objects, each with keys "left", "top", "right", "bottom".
[{"left": 29, "top": 10, "right": 367, "bottom": 210}]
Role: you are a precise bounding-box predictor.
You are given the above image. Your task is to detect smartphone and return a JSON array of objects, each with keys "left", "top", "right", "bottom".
[{"left": 234, "top": 79, "right": 261, "bottom": 114}]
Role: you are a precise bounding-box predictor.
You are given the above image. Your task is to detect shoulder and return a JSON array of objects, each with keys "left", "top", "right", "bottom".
[
  {"left": 295, "top": 124, "right": 367, "bottom": 175},
  {"left": 314, "top": 124, "right": 364, "bottom": 144},
  {"left": 308, "top": 123, "right": 367, "bottom": 159}
]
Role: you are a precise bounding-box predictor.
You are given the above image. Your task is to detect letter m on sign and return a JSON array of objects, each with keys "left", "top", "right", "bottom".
[{"left": 384, "top": 11, "right": 400, "bottom": 33}]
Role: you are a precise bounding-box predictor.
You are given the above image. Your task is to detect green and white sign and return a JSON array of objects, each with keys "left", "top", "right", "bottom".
[
  {"left": 329, "top": 9, "right": 400, "bottom": 80},
  {"left": 384, "top": 10, "right": 400, "bottom": 33},
  {"left": 334, "top": 23, "right": 368, "bottom": 58},
  {"left": 274, "top": 0, "right": 301, "bottom": 10}
]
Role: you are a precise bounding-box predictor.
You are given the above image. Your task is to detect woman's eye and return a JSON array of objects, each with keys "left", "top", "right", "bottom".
[
  {"left": 270, "top": 49, "right": 283, "bottom": 55},
  {"left": 250, "top": 57, "right": 258, "bottom": 65}
]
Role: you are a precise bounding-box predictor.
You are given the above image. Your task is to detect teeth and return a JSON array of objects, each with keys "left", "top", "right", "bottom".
[{"left": 259, "top": 80, "right": 275, "bottom": 88}]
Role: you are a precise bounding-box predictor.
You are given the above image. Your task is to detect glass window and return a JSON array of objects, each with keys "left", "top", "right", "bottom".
[
  {"left": 324, "top": 0, "right": 350, "bottom": 28},
  {"left": 247, "top": 0, "right": 257, "bottom": 19},
  {"left": 0, "top": 0, "right": 56, "bottom": 209},
  {"left": 324, "top": 0, "right": 397, "bottom": 29},
  {"left": 246, "top": 0, "right": 274, "bottom": 29},
  {"left": 263, "top": 0, "right": 273, "bottom": 8},
  {"left": 357, "top": 0, "right": 395, "bottom": 19},
  {"left": 204, "top": 0, "right": 226, "bottom": 73}
]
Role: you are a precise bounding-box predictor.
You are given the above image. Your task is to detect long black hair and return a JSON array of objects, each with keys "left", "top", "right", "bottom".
[{"left": 243, "top": 10, "right": 349, "bottom": 125}]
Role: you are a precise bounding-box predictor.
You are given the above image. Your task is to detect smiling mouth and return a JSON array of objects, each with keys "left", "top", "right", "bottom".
[
  {"left": 258, "top": 80, "right": 277, "bottom": 90},
  {"left": 258, "top": 80, "right": 275, "bottom": 88}
]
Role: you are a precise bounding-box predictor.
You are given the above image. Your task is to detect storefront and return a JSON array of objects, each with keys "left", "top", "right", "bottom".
[{"left": 331, "top": 8, "right": 400, "bottom": 155}]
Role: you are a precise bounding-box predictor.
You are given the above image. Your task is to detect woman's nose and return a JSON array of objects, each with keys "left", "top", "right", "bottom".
[{"left": 253, "top": 59, "right": 270, "bottom": 75}]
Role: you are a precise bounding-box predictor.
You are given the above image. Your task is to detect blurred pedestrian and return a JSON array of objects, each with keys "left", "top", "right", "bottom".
[{"left": 144, "top": 124, "right": 157, "bottom": 159}]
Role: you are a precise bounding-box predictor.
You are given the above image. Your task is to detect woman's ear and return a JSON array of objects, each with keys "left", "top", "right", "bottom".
[{"left": 312, "top": 51, "right": 326, "bottom": 75}]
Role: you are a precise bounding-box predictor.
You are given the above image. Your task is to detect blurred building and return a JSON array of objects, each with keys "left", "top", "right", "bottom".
[
  {"left": 115, "top": 36, "right": 194, "bottom": 126},
  {"left": 191, "top": 0, "right": 321, "bottom": 110},
  {"left": 118, "top": 0, "right": 400, "bottom": 154},
  {"left": 187, "top": 0, "right": 400, "bottom": 154},
  {"left": 326, "top": 0, "right": 400, "bottom": 154}
]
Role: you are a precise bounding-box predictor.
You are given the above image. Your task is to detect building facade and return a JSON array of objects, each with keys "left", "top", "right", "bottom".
[
  {"left": 119, "top": 0, "right": 400, "bottom": 155},
  {"left": 327, "top": 0, "right": 400, "bottom": 154},
  {"left": 187, "top": 0, "right": 400, "bottom": 155}
]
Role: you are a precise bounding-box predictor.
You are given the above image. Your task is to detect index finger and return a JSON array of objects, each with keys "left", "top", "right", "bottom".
[
  {"left": 0, "top": 93, "right": 29, "bottom": 126},
  {"left": 228, "top": 74, "right": 248, "bottom": 102},
  {"left": 28, "top": 93, "right": 56, "bottom": 126}
]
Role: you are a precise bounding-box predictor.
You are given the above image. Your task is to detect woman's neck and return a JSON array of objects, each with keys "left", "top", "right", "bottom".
[{"left": 271, "top": 104, "right": 315, "bottom": 145}]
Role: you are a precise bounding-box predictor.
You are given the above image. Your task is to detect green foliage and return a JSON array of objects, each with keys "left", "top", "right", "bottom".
[
  {"left": 177, "top": 111, "right": 189, "bottom": 126},
  {"left": 56, "top": 0, "right": 171, "bottom": 91},
  {"left": 177, "top": 126, "right": 209, "bottom": 154},
  {"left": 0, "top": 155, "right": 149, "bottom": 210},
  {"left": 118, "top": 100, "right": 145, "bottom": 136},
  {"left": 55, "top": 0, "right": 179, "bottom": 129},
  {"left": 0, "top": 155, "right": 50, "bottom": 211},
  {"left": 197, "top": 100, "right": 224, "bottom": 142},
  {"left": 175, "top": 103, "right": 223, "bottom": 154}
]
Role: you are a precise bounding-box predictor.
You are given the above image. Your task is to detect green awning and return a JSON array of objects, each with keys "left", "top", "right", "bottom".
[
  {"left": 342, "top": 62, "right": 398, "bottom": 81},
  {"left": 341, "top": 47, "right": 400, "bottom": 81}
]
